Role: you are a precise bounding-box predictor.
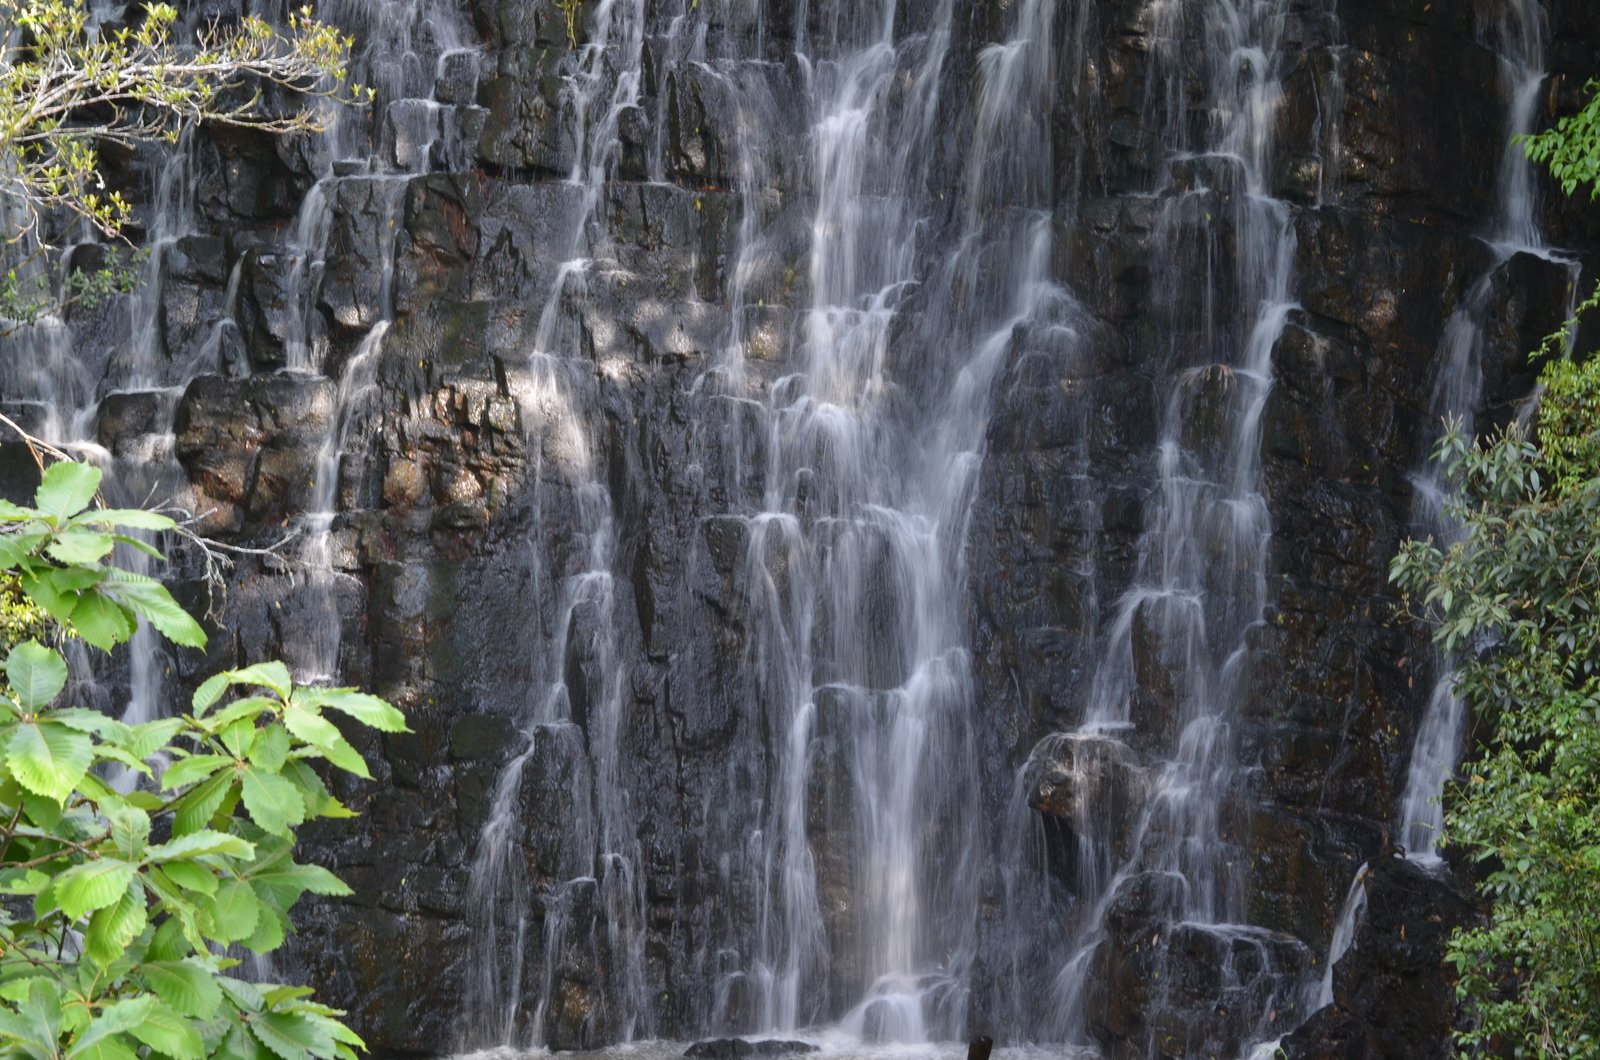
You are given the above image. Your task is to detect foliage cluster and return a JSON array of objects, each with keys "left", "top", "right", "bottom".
[
  {"left": 1521, "top": 78, "right": 1600, "bottom": 201},
  {"left": 1391, "top": 352, "right": 1600, "bottom": 1056},
  {"left": 0, "top": 462, "right": 407, "bottom": 1060}
]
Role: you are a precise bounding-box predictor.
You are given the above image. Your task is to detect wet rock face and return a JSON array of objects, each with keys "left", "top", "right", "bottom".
[{"left": 59, "top": 0, "right": 1600, "bottom": 1056}]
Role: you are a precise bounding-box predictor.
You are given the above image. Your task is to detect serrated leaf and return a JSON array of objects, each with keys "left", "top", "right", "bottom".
[
  {"left": 73, "top": 508, "right": 177, "bottom": 532},
  {"left": 240, "top": 768, "right": 305, "bottom": 837},
  {"left": 226, "top": 662, "right": 292, "bottom": 699},
  {"left": 160, "top": 754, "right": 232, "bottom": 791},
  {"left": 218, "top": 977, "right": 264, "bottom": 1013},
  {"left": 85, "top": 882, "right": 147, "bottom": 964},
  {"left": 36, "top": 460, "right": 102, "bottom": 520},
  {"left": 250, "top": 863, "right": 351, "bottom": 901},
  {"left": 205, "top": 878, "right": 260, "bottom": 944},
  {"left": 99, "top": 575, "right": 206, "bottom": 649},
  {"left": 145, "top": 829, "right": 255, "bottom": 863},
  {"left": 0, "top": 531, "right": 49, "bottom": 569},
  {"left": 128, "top": 999, "right": 204, "bottom": 1060},
  {"left": 248, "top": 1010, "right": 331, "bottom": 1060},
  {"left": 69, "top": 591, "right": 137, "bottom": 651},
  {"left": 193, "top": 672, "right": 230, "bottom": 715},
  {"left": 298, "top": 689, "right": 408, "bottom": 733},
  {"left": 106, "top": 805, "right": 151, "bottom": 860},
  {"left": 172, "top": 771, "right": 235, "bottom": 836},
  {"left": 160, "top": 860, "right": 218, "bottom": 896},
  {"left": 141, "top": 961, "right": 223, "bottom": 1020},
  {"left": 46, "top": 529, "right": 114, "bottom": 565},
  {"left": 248, "top": 725, "right": 290, "bottom": 773},
  {"left": 282, "top": 710, "right": 368, "bottom": 778},
  {"left": 67, "top": 996, "right": 153, "bottom": 1058},
  {"left": 208, "top": 697, "right": 280, "bottom": 729},
  {"left": 53, "top": 858, "right": 137, "bottom": 920},
  {"left": 123, "top": 717, "right": 183, "bottom": 760},
  {"left": 6, "top": 719, "right": 93, "bottom": 801},
  {"left": 5, "top": 640, "right": 68, "bottom": 711},
  {"left": 243, "top": 902, "right": 287, "bottom": 953}
]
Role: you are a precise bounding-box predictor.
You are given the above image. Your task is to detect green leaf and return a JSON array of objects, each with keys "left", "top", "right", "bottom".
[
  {"left": 160, "top": 861, "right": 218, "bottom": 896},
  {"left": 69, "top": 591, "right": 136, "bottom": 651},
  {"left": 240, "top": 768, "right": 306, "bottom": 837},
  {"left": 72, "top": 508, "right": 177, "bottom": 532},
  {"left": 248, "top": 724, "right": 290, "bottom": 773},
  {"left": 53, "top": 858, "right": 137, "bottom": 920},
  {"left": 0, "top": 531, "right": 49, "bottom": 570},
  {"left": 171, "top": 771, "right": 235, "bottom": 836},
  {"left": 35, "top": 460, "right": 102, "bottom": 521},
  {"left": 226, "top": 662, "right": 293, "bottom": 699},
  {"left": 193, "top": 672, "right": 230, "bottom": 715},
  {"left": 68, "top": 996, "right": 154, "bottom": 1058},
  {"left": 145, "top": 829, "right": 255, "bottom": 863},
  {"left": 99, "top": 574, "right": 206, "bottom": 649},
  {"left": 4, "top": 640, "right": 68, "bottom": 711},
  {"left": 299, "top": 689, "right": 408, "bottom": 733},
  {"left": 282, "top": 710, "right": 368, "bottom": 778},
  {"left": 127, "top": 999, "right": 204, "bottom": 1060},
  {"left": 85, "top": 882, "right": 148, "bottom": 964},
  {"left": 123, "top": 717, "right": 183, "bottom": 760},
  {"left": 248, "top": 1010, "right": 332, "bottom": 1060},
  {"left": 106, "top": 804, "right": 151, "bottom": 860},
  {"left": 46, "top": 529, "right": 114, "bottom": 565},
  {"left": 205, "top": 878, "right": 260, "bottom": 943},
  {"left": 141, "top": 961, "right": 223, "bottom": 1020},
  {"left": 160, "top": 754, "right": 232, "bottom": 791},
  {"left": 250, "top": 863, "right": 351, "bottom": 901},
  {"left": 6, "top": 719, "right": 93, "bottom": 801},
  {"left": 243, "top": 902, "right": 287, "bottom": 953}
]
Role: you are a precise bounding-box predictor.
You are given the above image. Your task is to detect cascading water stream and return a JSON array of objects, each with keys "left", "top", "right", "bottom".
[
  {"left": 1394, "top": 0, "right": 1568, "bottom": 866},
  {"left": 463, "top": 0, "right": 655, "bottom": 1048},
  {"left": 1025, "top": 0, "right": 1313, "bottom": 1052}
]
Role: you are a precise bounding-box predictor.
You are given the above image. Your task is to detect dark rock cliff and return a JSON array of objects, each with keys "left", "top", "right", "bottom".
[{"left": 6, "top": 0, "right": 1600, "bottom": 1056}]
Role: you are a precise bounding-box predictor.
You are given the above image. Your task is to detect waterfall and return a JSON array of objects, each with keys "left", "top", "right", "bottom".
[
  {"left": 1395, "top": 0, "right": 1564, "bottom": 865},
  {"left": 1020, "top": 0, "right": 1314, "bottom": 1052},
  {"left": 464, "top": 0, "right": 655, "bottom": 1048}
]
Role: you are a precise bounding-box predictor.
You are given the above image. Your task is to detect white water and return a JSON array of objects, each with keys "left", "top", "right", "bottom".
[{"left": 1395, "top": 0, "right": 1563, "bottom": 865}]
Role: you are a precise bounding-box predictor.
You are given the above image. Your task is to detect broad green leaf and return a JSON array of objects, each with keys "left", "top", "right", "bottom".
[
  {"left": 226, "top": 662, "right": 293, "bottom": 699},
  {"left": 46, "top": 529, "right": 114, "bottom": 565},
  {"left": 0, "top": 531, "right": 49, "bottom": 569},
  {"left": 160, "top": 861, "right": 218, "bottom": 896},
  {"left": 4, "top": 640, "right": 68, "bottom": 711},
  {"left": 240, "top": 768, "right": 305, "bottom": 836},
  {"left": 20, "top": 568, "right": 81, "bottom": 628},
  {"left": 220, "top": 718, "right": 257, "bottom": 760},
  {"left": 218, "top": 977, "right": 265, "bottom": 1013},
  {"left": 171, "top": 771, "right": 235, "bottom": 836},
  {"left": 205, "top": 878, "right": 261, "bottom": 944},
  {"left": 73, "top": 508, "right": 177, "bottom": 532},
  {"left": 250, "top": 863, "right": 351, "bottom": 901},
  {"left": 145, "top": 829, "right": 255, "bottom": 863},
  {"left": 7, "top": 719, "right": 93, "bottom": 801},
  {"left": 302, "top": 689, "right": 408, "bottom": 733},
  {"left": 243, "top": 902, "right": 287, "bottom": 953},
  {"left": 248, "top": 725, "right": 290, "bottom": 773},
  {"left": 53, "top": 858, "right": 137, "bottom": 920},
  {"left": 47, "top": 708, "right": 121, "bottom": 737},
  {"left": 193, "top": 672, "right": 230, "bottom": 715},
  {"left": 141, "top": 961, "right": 222, "bottom": 1019},
  {"left": 160, "top": 754, "right": 233, "bottom": 791},
  {"left": 106, "top": 804, "right": 151, "bottom": 859},
  {"left": 282, "top": 711, "right": 368, "bottom": 778},
  {"left": 123, "top": 717, "right": 183, "bottom": 760},
  {"left": 99, "top": 574, "right": 206, "bottom": 649},
  {"left": 208, "top": 697, "right": 280, "bottom": 729},
  {"left": 128, "top": 999, "right": 204, "bottom": 1060},
  {"left": 67, "top": 996, "right": 154, "bottom": 1058},
  {"left": 248, "top": 1010, "right": 332, "bottom": 1060},
  {"left": 85, "top": 883, "right": 148, "bottom": 964},
  {"left": 35, "top": 460, "right": 102, "bottom": 521},
  {"left": 69, "top": 591, "right": 136, "bottom": 651}
]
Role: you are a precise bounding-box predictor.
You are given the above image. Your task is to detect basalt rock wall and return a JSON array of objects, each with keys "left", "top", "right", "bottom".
[{"left": 7, "top": 0, "right": 1600, "bottom": 1057}]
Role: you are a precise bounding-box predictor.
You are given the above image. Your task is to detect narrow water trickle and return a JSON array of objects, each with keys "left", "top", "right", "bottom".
[{"left": 1395, "top": 0, "right": 1570, "bottom": 866}]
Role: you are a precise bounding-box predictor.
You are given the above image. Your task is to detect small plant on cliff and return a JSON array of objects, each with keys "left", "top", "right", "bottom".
[
  {"left": 0, "top": 458, "right": 408, "bottom": 1059},
  {"left": 0, "top": 0, "right": 369, "bottom": 324},
  {"left": 1390, "top": 325, "right": 1600, "bottom": 1055},
  {"left": 1520, "top": 77, "right": 1600, "bottom": 201}
]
